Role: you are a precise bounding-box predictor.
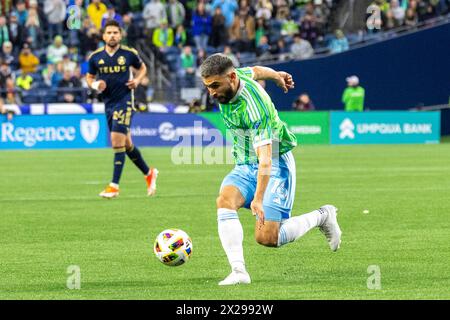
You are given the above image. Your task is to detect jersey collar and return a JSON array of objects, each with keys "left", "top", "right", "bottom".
[
  {"left": 105, "top": 45, "right": 121, "bottom": 57},
  {"left": 229, "top": 78, "right": 245, "bottom": 104}
]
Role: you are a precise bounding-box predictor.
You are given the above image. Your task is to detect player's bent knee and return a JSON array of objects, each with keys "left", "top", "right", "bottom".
[
  {"left": 216, "top": 195, "right": 236, "bottom": 210},
  {"left": 255, "top": 233, "right": 278, "bottom": 247}
]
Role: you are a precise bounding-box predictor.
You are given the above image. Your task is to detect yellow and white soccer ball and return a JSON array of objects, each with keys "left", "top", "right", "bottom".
[{"left": 154, "top": 229, "right": 193, "bottom": 266}]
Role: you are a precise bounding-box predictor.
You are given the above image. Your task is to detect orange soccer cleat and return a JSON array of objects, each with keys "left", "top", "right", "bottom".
[
  {"left": 99, "top": 185, "right": 119, "bottom": 199},
  {"left": 145, "top": 168, "right": 159, "bottom": 196}
]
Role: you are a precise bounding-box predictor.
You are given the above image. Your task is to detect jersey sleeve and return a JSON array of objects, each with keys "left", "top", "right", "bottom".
[
  {"left": 236, "top": 67, "right": 254, "bottom": 79},
  {"left": 87, "top": 55, "right": 97, "bottom": 75},
  {"left": 130, "top": 50, "right": 143, "bottom": 69}
]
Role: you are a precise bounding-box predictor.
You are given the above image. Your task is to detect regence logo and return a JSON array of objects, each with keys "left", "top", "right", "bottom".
[{"left": 1, "top": 122, "right": 76, "bottom": 147}]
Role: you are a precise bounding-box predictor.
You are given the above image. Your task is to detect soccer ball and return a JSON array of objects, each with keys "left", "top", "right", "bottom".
[{"left": 153, "top": 229, "right": 193, "bottom": 266}]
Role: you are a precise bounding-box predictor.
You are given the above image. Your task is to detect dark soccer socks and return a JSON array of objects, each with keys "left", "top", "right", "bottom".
[
  {"left": 112, "top": 147, "right": 126, "bottom": 185},
  {"left": 126, "top": 145, "right": 150, "bottom": 175}
]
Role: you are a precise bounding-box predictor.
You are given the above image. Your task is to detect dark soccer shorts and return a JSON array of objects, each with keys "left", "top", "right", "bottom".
[{"left": 105, "top": 101, "right": 135, "bottom": 134}]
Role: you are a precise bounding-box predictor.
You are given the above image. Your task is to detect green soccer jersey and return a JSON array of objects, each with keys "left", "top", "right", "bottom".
[{"left": 219, "top": 67, "right": 297, "bottom": 165}]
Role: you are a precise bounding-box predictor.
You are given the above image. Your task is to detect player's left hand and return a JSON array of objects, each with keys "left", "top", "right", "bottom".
[
  {"left": 126, "top": 79, "right": 140, "bottom": 90},
  {"left": 276, "top": 72, "right": 295, "bottom": 93},
  {"left": 251, "top": 200, "right": 265, "bottom": 230}
]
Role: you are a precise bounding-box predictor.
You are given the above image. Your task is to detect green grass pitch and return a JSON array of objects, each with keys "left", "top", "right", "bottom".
[{"left": 0, "top": 143, "right": 449, "bottom": 300}]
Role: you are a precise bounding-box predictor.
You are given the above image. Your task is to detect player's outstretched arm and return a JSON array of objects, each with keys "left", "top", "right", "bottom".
[{"left": 251, "top": 66, "right": 295, "bottom": 93}]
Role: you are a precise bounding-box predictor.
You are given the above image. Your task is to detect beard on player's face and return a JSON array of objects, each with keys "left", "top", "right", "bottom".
[
  {"left": 216, "top": 86, "right": 235, "bottom": 104},
  {"left": 106, "top": 39, "right": 119, "bottom": 48}
]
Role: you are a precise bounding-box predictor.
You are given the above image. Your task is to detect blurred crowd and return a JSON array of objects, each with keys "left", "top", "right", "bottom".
[{"left": 0, "top": 0, "right": 448, "bottom": 108}]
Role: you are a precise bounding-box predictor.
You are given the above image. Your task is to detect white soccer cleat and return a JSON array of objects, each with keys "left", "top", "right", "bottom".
[
  {"left": 319, "top": 205, "right": 342, "bottom": 252},
  {"left": 219, "top": 268, "right": 251, "bottom": 286},
  {"left": 99, "top": 185, "right": 119, "bottom": 199},
  {"left": 145, "top": 168, "right": 159, "bottom": 196}
]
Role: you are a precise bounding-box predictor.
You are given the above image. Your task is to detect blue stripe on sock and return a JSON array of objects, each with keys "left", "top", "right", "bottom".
[
  {"left": 218, "top": 213, "right": 239, "bottom": 221},
  {"left": 278, "top": 227, "right": 288, "bottom": 246}
]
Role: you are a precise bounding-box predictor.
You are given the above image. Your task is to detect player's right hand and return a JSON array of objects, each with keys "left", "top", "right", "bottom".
[
  {"left": 92, "top": 80, "right": 107, "bottom": 92},
  {"left": 251, "top": 200, "right": 265, "bottom": 230},
  {"left": 276, "top": 72, "right": 295, "bottom": 93},
  {"left": 96, "top": 80, "right": 107, "bottom": 92}
]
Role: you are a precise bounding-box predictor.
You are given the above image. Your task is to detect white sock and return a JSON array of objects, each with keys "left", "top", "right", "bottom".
[
  {"left": 278, "top": 208, "right": 328, "bottom": 247},
  {"left": 217, "top": 208, "right": 245, "bottom": 272}
]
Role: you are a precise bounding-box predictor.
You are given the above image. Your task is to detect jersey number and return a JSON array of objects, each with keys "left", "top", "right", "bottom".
[{"left": 113, "top": 108, "right": 132, "bottom": 126}]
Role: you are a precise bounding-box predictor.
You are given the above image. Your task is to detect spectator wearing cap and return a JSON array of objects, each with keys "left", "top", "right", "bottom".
[
  {"left": 47, "top": 35, "right": 68, "bottom": 64},
  {"left": 101, "top": 4, "right": 123, "bottom": 28},
  {"left": 18, "top": 43, "right": 39, "bottom": 74},
  {"left": 342, "top": 75, "right": 365, "bottom": 112},
  {"left": 44, "top": 0, "right": 67, "bottom": 42},
  {"left": 87, "top": 0, "right": 108, "bottom": 30}
]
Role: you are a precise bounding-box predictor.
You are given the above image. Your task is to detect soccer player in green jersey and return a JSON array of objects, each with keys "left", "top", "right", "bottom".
[{"left": 200, "top": 54, "right": 343, "bottom": 285}]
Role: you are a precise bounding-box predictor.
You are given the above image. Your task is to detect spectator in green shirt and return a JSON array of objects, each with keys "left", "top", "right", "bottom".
[
  {"left": 179, "top": 45, "right": 196, "bottom": 87},
  {"left": 342, "top": 75, "right": 365, "bottom": 112},
  {"left": 152, "top": 20, "right": 174, "bottom": 52}
]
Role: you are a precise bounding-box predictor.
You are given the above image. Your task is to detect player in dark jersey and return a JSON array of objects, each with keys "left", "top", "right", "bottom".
[{"left": 86, "top": 20, "right": 158, "bottom": 198}]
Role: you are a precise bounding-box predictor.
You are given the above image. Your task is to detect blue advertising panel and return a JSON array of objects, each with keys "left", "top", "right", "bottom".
[
  {"left": 0, "top": 114, "right": 107, "bottom": 149},
  {"left": 331, "top": 111, "right": 440, "bottom": 145},
  {"left": 129, "top": 113, "right": 227, "bottom": 147}
]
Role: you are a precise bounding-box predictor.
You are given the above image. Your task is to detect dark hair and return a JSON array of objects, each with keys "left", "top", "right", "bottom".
[
  {"left": 102, "top": 20, "right": 121, "bottom": 34},
  {"left": 200, "top": 54, "right": 234, "bottom": 78}
]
